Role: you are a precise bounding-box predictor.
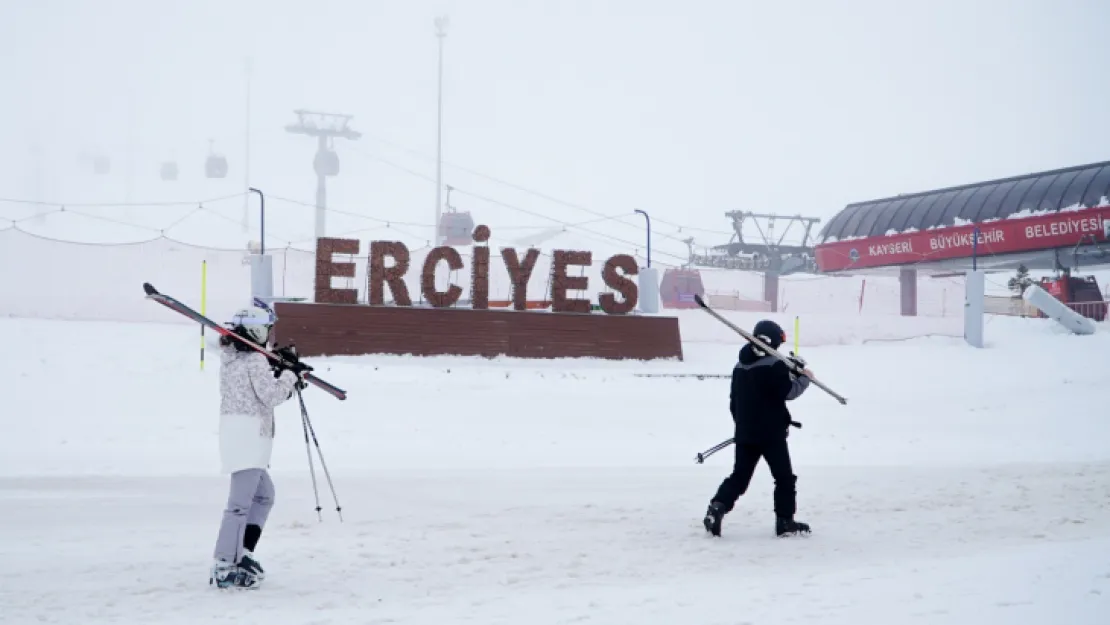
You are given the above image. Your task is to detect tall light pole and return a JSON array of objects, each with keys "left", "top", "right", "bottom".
[
  {"left": 30, "top": 142, "right": 44, "bottom": 222},
  {"left": 125, "top": 86, "right": 134, "bottom": 205},
  {"left": 243, "top": 57, "right": 253, "bottom": 233},
  {"left": 434, "top": 16, "right": 449, "bottom": 246}
]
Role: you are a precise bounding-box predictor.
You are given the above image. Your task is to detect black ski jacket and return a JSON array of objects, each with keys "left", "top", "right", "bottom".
[{"left": 730, "top": 343, "right": 810, "bottom": 442}]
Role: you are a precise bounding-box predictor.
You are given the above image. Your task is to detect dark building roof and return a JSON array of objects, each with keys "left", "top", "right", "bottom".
[{"left": 818, "top": 160, "right": 1110, "bottom": 243}]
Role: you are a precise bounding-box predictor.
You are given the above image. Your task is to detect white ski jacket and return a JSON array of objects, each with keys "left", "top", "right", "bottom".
[{"left": 218, "top": 345, "right": 298, "bottom": 474}]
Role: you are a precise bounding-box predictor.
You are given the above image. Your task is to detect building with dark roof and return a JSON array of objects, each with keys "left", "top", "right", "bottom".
[
  {"left": 814, "top": 160, "right": 1110, "bottom": 275},
  {"left": 819, "top": 160, "right": 1110, "bottom": 244}
]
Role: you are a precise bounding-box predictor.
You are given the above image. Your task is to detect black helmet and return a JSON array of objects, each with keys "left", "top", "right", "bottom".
[{"left": 752, "top": 319, "right": 785, "bottom": 350}]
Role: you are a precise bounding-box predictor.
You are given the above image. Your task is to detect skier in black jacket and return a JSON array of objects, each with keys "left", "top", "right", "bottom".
[{"left": 703, "top": 319, "right": 813, "bottom": 538}]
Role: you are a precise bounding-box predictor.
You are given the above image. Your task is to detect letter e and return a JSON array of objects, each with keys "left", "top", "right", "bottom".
[{"left": 315, "top": 237, "right": 359, "bottom": 304}]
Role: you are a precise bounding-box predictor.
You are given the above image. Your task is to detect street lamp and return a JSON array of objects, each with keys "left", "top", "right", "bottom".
[
  {"left": 633, "top": 208, "right": 659, "bottom": 314},
  {"left": 249, "top": 187, "right": 265, "bottom": 255},
  {"left": 435, "top": 15, "right": 449, "bottom": 246},
  {"left": 634, "top": 209, "right": 652, "bottom": 267}
]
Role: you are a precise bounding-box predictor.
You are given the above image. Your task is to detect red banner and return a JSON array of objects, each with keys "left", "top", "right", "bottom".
[{"left": 814, "top": 207, "right": 1110, "bottom": 272}]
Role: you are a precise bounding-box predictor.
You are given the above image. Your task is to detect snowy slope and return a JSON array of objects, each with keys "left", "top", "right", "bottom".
[{"left": 1, "top": 314, "right": 1109, "bottom": 624}]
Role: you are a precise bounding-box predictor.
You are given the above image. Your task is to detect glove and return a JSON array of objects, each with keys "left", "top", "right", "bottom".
[
  {"left": 274, "top": 344, "right": 298, "bottom": 367},
  {"left": 272, "top": 344, "right": 313, "bottom": 375},
  {"left": 272, "top": 345, "right": 294, "bottom": 378},
  {"left": 788, "top": 351, "right": 808, "bottom": 376}
]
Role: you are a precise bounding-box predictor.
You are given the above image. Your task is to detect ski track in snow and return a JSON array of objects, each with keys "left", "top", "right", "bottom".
[
  {"left": 2, "top": 467, "right": 1109, "bottom": 624},
  {"left": 1, "top": 315, "right": 1109, "bottom": 624}
]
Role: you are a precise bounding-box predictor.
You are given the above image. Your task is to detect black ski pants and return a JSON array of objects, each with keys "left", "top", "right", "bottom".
[{"left": 711, "top": 438, "right": 797, "bottom": 519}]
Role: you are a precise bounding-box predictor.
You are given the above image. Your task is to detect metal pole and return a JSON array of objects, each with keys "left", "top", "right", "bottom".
[
  {"left": 635, "top": 209, "right": 652, "bottom": 267},
  {"left": 126, "top": 88, "right": 135, "bottom": 205},
  {"left": 243, "top": 57, "right": 253, "bottom": 233},
  {"left": 30, "top": 142, "right": 42, "bottom": 206},
  {"left": 435, "top": 17, "right": 448, "bottom": 246},
  {"left": 972, "top": 226, "right": 979, "bottom": 271},
  {"left": 249, "top": 187, "right": 265, "bottom": 255},
  {"left": 315, "top": 136, "right": 327, "bottom": 240},
  {"left": 315, "top": 175, "right": 327, "bottom": 241}
]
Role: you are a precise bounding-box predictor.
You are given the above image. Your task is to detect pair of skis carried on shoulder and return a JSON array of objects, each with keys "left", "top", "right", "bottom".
[
  {"left": 142, "top": 283, "right": 347, "bottom": 401},
  {"left": 692, "top": 293, "right": 846, "bottom": 405},
  {"left": 691, "top": 293, "right": 846, "bottom": 463}
]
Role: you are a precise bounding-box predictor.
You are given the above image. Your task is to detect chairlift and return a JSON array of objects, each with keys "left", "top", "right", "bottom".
[{"left": 205, "top": 140, "right": 228, "bottom": 179}]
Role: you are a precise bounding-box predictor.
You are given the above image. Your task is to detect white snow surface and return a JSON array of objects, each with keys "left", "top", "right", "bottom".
[{"left": 2, "top": 313, "right": 1110, "bottom": 624}]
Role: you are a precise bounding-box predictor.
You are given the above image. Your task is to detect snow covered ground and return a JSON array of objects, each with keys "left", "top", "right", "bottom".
[{"left": 2, "top": 312, "right": 1109, "bottom": 624}]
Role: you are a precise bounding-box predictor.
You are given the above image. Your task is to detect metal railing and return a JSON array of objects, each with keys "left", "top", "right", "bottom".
[
  {"left": 1064, "top": 300, "right": 1108, "bottom": 322},
  {"left": 984, "top": 295, "right": 1108, "bottom": 322}
]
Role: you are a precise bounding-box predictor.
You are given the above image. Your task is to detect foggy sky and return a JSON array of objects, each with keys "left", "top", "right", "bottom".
[{"left": 2, "top": 0, "right": 1108, "bottom": 255}]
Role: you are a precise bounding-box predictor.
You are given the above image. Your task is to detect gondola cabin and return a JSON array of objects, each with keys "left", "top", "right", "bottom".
[
  {"left": 314, "top": 148, "right": 340, "bottom": 177},
  {"left": 160, "top": 161, "right": 178, "bottom": 182},
  {"left": 206, "top": 151, "right": 228, "bottom": 179},
  {"left": 660, "top": 268, "right": 705, "bottom": 309},
  {"left": 439, "top": 212, "right": 476, "bottom": 246}
]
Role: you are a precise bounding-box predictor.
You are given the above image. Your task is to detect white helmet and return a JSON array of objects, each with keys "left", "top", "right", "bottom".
[{"left": 228, "top": 305, "right": 277, "bottom": 344}]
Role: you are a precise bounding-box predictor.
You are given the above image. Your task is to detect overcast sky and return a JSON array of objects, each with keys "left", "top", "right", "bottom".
[{"left": 2, "top": 0, "right": 1108, "bottom": 256}]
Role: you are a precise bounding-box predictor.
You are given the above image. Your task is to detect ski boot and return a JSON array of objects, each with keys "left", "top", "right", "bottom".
[
  {"left": 238, "top": 550, "right": 265, "bottom": 582},
  {"left": 775, "top": 516, "right": 811, "bottom": 537},
  {"left": 703, "top": 501, "right": 725, "bottom": 537},
  {"left": 210, "top": 560, "right": 259, "bottom": 589}
]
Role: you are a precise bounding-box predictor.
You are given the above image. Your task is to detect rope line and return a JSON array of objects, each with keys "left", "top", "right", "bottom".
[{"left": 0, "top": 192, "right": 245, "bottom": 208}]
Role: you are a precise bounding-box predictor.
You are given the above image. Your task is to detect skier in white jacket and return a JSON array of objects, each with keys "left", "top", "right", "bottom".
[{"left": 210, "top": 305, "right": 305, "bottom": 589}]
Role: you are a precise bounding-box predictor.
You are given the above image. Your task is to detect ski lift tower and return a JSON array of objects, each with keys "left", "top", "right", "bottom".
[
  {"left": 718, "top": 211, "right": 821, "bottom": 271},
  {"left": 692, "top": 211, "right": 822, "bottom": 311},
  {"left": 285, "top": 110, "right": 362, "bottom": 241}
]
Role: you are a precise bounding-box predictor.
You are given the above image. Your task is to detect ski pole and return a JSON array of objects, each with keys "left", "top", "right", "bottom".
[
  {"left": 298, "top": 396, "right": 323, "bottom": 522},
  {"left": 695, "top": 438, "right": 734, "bottom": 464},
  {"left": 296, "top": 387, "right": 343, "bottom": 521}
]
